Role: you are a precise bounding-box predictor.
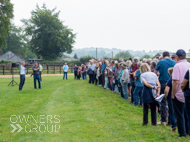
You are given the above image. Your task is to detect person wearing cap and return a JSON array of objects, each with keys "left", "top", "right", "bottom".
[
  {"left": 172, "top": 49, "right": 190, "bottom": 137},
  {"left": 140, "top": 63, "right": 161, "bottom": 126},
  {"left": 181, "top": 65, "right": 190, "bottom": 136},
  {"left": 120, "top": 63, "right": 129, "bottom": 99},
  {"left": 154, "top": 51, "right": 176, "bottom": 126}
]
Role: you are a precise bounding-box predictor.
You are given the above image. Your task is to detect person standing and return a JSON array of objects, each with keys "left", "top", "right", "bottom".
[
  {"left": 32, "top": 61, "right": 41, "bottom": 89},
  {"left": 140, "top": 63, "right": 161, "bottom": 126},
  {"left": 63, "top": 63, "right": 69, "bottom": 80},
  {"left": 101, "top": 57, "right": 107, "bottom": 87},
  {"left": 19, "top": 62, "right": 26, "bottom": 91},
  {"left": 74, "top": 64, "right": 78, "bottom": 80},
  {"left": 133, "top": 62, "right": 143, "bottom": 106},
  {"left": 154, "top": 51, "right": 176, "bottom": 126},
  {"left": 172, "top": 49, "right": 190, "bottom": 137},
  {"left": 181, "top": 65, "right": 190, "bottom": 137},
  {"left": 88, "top": 60, "right": 95, "bottom": 84},
  {"left": 120, "top": 63, "right": 129, "bottom": 100}
]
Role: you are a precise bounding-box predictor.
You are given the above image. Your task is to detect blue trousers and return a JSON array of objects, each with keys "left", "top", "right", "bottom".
[
  {"left": 118, "top": 80, "right": 122, "bottom": 93},
  {"left": 133, "top": 86, "right": 143, "bottom": 106},
  {"left": 63, "top": 72, "right": 68, "bottom": 80},
  {"left": 121, "top": 82, "right": 128, "bottom": 100},
  {"left": 131, "top": 78, "right": 135, "bottom": 103},
  {"left": 34, "top": 75, "right": 41, "bottom": 89},
  {"left": 167, "top": 98, "right": 177, "bottom": 129},
  {"left": 19, "top": 75, "right": 25, "bottom": 90},
  {"left": 82, "top": 74, "right": 85, "bottom": 80}
]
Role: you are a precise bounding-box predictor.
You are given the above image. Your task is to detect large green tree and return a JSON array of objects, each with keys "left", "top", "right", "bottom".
[
  {"left": 22, "top": 4, "right": 76, "bottom": 60},
  {"left": 0, "top": 0, "right": 14, "bottom": 47}
]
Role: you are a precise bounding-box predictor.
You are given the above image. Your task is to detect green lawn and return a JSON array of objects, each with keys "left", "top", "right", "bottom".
[{"left": 0, "top": 75, "right": 189, "bottom": 142}]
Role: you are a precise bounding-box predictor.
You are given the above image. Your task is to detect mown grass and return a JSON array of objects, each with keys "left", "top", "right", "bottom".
[{"left": 0, "top": 75, "right": 189, "bottom": 142}]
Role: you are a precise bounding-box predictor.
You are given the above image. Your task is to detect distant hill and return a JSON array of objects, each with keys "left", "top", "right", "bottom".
[{"left": 65, "top": 47, "right": 166, "bottom": 59}]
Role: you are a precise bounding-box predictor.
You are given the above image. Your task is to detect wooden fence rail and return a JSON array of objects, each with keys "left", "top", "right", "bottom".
[{"left": 0, "top": 65, "right": 74, "bottom": 75}]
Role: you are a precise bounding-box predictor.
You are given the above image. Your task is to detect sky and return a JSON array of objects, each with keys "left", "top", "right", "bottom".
[{"left": 12, "top": 0, "right": 190, "bottom": 52}]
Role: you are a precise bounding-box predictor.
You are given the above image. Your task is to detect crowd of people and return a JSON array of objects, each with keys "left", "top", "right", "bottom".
[{"left": 82, "top": 49, "right": 190, "bottom": 138}]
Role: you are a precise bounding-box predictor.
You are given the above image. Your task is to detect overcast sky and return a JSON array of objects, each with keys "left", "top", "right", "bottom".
[{"left": 12, "top": 0, "right": 190, "bottom": 52}]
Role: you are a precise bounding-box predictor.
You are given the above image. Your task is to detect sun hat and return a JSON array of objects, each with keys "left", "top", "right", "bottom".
[{"left": 120, "top": 63, "right": 127, "bottom": 69}]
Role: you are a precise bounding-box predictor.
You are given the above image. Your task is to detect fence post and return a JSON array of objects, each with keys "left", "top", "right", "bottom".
[
  {"left": 3, "top": 66, "right": 4, "bottom": 75},
  {"left": 47, "top": 65, "right": 49, "bottom": 74},
  {"left": 60, "top": 65, "right": 61, "bottom": 74},
  {"left": 27, "top": 67, "right": 28, "bottom": 74},
  {"left": 54, "top": 65, "right": 55, "bottom": 74}
]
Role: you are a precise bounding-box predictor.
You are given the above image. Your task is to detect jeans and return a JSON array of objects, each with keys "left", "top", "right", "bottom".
[
  {"left": 34, "top": 75, "right": 41, "bottom": 89},
  {"left": 131, "top": 78, "right": 135, "bottom": 103},
  {"left": 82, "top": 74, "right": 85, "bottom": 80},
  {"left": 121, "top": 82, "right": 128, "bottom": 99},
  {"left": 104, "top": 76, "right": 108, "bottom": 88},
  {"left": 133, "top": 86, "right": 143, "bottom": 106},
  {"left": 63, "top": 72, "right": 68, "bottom": 80},
  {"left": 102, "top": 73, "right": 105, "bottom": 87},
  {"left": 143, "top": 103, "right": 157, "bottom": 125},
  {"left": 172, "top": 97, "right": 186, "bottom": 136},
  {"left": 167, "top": 98, "right": 177, "bottom": 128},
  {"left": 19, "top": 75, "right": 25, "bottom": 90},
  {"left": 160, "top": 81, "right": 167, "bottom": 123}
]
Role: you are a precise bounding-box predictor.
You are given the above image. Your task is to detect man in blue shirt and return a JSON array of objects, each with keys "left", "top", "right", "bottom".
[
  {"left": 101, "top": 57, "right": 107, "bottom": 87},
  {"left": 154, "top": 51, "right": 176, "bottom": 126},
  {"left": 63, "top": 63, "right": 69, "bottom": 80}
]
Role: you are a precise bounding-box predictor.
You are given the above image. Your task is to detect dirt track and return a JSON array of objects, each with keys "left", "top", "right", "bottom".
[{"left": 0, "top": 74, "right": 73, "bottom": 78}]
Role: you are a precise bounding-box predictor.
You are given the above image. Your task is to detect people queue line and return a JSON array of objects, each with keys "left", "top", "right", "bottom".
[{"left": 79, "top": 49, "right": 190, "bottom": 138}]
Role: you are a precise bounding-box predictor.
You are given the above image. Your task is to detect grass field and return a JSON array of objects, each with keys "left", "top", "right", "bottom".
[{"left": 0, "top": 75, "right": 189, "bottom": 142}]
